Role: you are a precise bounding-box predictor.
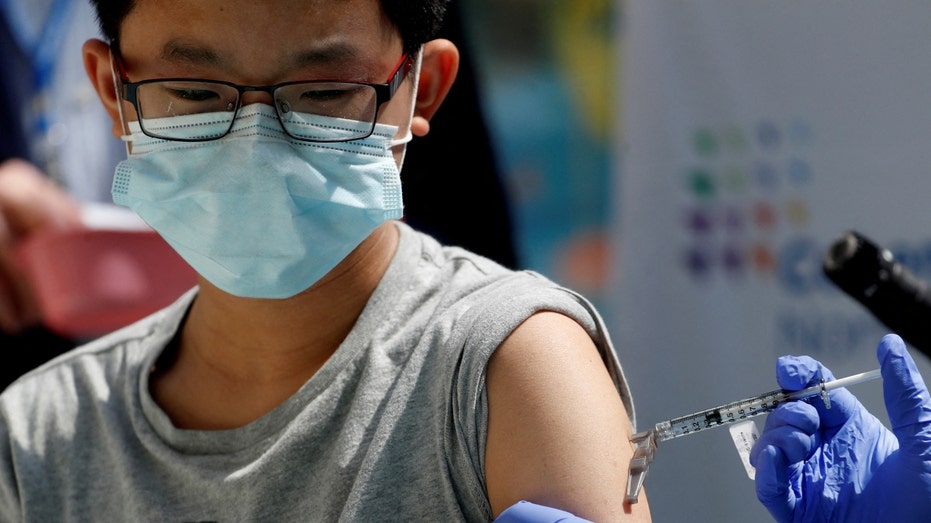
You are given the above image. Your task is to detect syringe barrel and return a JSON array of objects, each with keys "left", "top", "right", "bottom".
[
  {"left": 650, "top": 368, "right": 881, "bottom": 441},
  {"left": 656, "top": 389, "right": 790, "bottom": 440}
]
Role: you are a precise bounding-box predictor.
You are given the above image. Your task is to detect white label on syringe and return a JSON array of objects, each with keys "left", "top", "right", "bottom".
[{"left": 729, "top": 420, "right": 760, "bottom": 480}]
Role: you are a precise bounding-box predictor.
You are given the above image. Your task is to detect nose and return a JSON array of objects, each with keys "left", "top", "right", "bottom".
[{"left": 240, "top": 89, "right": 276, "bottom": 107}]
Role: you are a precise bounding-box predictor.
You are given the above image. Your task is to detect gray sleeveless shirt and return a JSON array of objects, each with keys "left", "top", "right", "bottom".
[{"left": 0, "top": 222, "right": 632, "bottom": 522}]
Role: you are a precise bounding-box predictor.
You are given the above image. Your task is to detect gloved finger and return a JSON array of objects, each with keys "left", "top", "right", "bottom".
[
  {"left": 762, "top": 401, "right": 820, "bottom": 434},
  {"left": 777, "top": 355, "right": 835, "bottom": 389},
  {"left": 493, "top": 501, "right": 593, "bottom": 522},
  {"left": 754, "top": 445, "right": 796, "bottom": 523},
  {"left": 752, "top": 425, "right": 818, "bottom": 466},
  {"left": 751, "top": 402, "right": 820, "bottom": 466},
  {"left": 877, "top": 334, "right": 931, "bottom": 458},
  {"left": 776, "top": 354, "right": 860, "bottom": 430}
]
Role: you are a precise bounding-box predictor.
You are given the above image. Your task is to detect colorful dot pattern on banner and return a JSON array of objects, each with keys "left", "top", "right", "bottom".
[{"left": 681, "top": 120, "right": 814, "bottom": 281}]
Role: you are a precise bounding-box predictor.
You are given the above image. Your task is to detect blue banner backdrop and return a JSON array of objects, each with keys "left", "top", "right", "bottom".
[{"left": 611, "top": 2, "right": 931, "bottom": 521}]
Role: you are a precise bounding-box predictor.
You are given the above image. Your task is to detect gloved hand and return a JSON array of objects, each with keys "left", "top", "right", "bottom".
[
  {"left": 750, "top": 334, "right": 931, "bottom": 522},
  {"left": 492, "top": 501, "right": 592, "bottom": 523}
]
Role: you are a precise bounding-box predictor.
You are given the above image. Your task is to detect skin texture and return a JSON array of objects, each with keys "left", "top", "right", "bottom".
[
  {"left": 0, "top": 159, "right": 82, "bottom": 332},
  {"left": 83, "top": 1, "right": 651, "bottom": 520},
  {"left": 486, "top": 311, "right": 651, "bottom": 520}
]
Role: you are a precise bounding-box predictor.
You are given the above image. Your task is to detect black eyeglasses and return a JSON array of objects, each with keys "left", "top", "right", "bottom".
[{"left": 113, "top": 51, "right": 413, "bottom": 143}]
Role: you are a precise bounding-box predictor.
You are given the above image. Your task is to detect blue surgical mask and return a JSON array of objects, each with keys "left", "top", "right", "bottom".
[{"left": 112, "top": 103, "right": 408, "bottom": 298}]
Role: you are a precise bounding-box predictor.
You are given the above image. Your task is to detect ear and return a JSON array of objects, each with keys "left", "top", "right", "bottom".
[
  {"left": 82, "top": 39, "right": 125, "bottom": 139},
  {"left": 410, "top": 39, "right": 459, "bottom": 137}
]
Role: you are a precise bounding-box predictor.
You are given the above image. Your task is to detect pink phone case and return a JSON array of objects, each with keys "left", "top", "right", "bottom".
[{"left": 17, "top": 228, "right": 197, "bottom": 339}]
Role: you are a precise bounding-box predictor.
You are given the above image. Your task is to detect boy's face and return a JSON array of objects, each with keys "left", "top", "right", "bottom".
[{"left": 115, "top": 0, "right": 413, "bottom": 150}]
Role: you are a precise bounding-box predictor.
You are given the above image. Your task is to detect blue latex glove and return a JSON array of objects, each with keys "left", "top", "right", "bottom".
[
  {"left": 492, "top": 501, "right": 592, "bottom": 523},
  {"left": 750, "top": 334, "right": 931, "bottom": 522}
]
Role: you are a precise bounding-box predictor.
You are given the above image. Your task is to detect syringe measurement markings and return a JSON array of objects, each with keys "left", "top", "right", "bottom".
[
  {"left": 655, "top": 390, "right": 790, "bottom": 441},
  {"left": 649, "top": 369, "right": 882, "bottom": 442}
]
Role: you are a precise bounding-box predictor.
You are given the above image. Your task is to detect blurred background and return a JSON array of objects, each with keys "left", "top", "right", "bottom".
[
  {"left": 460, "top": 0, "right": 617, "bottom": 307},
  {"left": 462, "top": 1, "right": 931, "bottom": 521}
]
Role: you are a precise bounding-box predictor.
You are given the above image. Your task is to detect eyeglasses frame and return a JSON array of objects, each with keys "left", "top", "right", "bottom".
[{"left": 111, "top": 47, "right": 414, "bottom": 143}]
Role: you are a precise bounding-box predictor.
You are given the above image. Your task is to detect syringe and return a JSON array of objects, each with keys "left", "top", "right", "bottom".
[{"left": 625, "top": 368, "right": 882, "bottom": 504}]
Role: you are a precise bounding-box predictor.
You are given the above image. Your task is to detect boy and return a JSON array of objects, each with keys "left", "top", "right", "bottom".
[{"left": 0, "top": 1, "right": 649, "bottom": 520}]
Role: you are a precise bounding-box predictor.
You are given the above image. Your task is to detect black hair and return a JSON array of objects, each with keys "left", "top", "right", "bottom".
[
  {"left": 380, "top": 0, "right": 449, "bottom": 53},
  {"left": 89, "top": 0, "right": 449, "bottom": 54},
  {"left": 88, "top": 0, "right": 133, "bottom": 46}
]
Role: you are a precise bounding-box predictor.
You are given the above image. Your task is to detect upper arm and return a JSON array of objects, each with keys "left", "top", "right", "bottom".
[{"left": 484, "top": 311, "right": 651, "bottom": 522}]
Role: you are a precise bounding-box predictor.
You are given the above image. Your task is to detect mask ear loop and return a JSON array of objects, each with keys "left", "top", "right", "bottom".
[
  {"left": 108, "top": 47, "right": 134, "bottom": 155},
  {"left": 389, "top": 46, "right": 423, "bottom": 170}
]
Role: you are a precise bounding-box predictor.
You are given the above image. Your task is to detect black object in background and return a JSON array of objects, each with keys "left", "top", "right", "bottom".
[
  {"left": 823, "top": 230, "right": 931, "bottom": 358},
  {"left": 0, "top": 328, "right": 73, "bottom": 390},
  {"left": 402, "top": 3, "right": 519, "bottom": 269}
]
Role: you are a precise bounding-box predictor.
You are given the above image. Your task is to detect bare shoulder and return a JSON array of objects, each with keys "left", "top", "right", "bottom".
[{"left": 485, "top": 311, "right": 652, "bottom": 521}]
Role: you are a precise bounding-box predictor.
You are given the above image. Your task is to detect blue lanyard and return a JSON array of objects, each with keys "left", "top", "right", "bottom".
[
  {"left": 1, "top": 0, "right": 75, "bottom": 93},
  {"left": 32, "top": 0, "right": 75, "bottom": 97},
  {"left": 0, "top": 0, "right": 75, "bottom": 178}
]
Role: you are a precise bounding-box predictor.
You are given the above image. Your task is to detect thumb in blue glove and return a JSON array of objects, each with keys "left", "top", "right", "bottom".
[{"left": 750, "top": 334, "right": 931, "bottom": 522}]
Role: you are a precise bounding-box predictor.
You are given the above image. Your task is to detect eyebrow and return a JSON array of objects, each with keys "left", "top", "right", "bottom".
[{"left": 160, "top": 40, "right": 224, "bottom": 66}]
